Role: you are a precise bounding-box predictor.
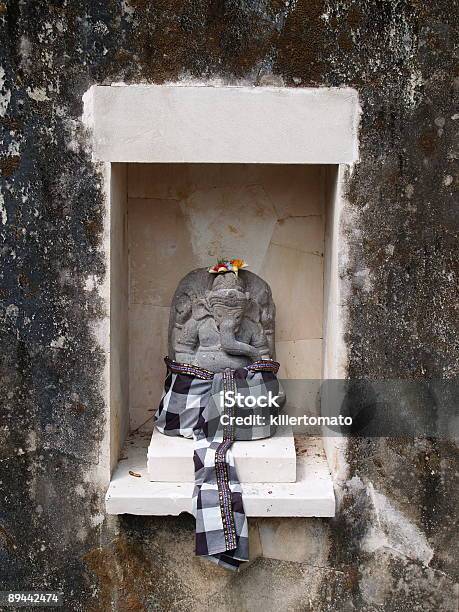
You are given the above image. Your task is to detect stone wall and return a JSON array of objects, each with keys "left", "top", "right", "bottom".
[{"left": 0, "top": 2, "right": 457, "bottom": 611}]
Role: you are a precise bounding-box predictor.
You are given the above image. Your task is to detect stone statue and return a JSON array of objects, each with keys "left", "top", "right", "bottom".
[{"left": 168, "top": 268, "right": 275, "bottom": 372}]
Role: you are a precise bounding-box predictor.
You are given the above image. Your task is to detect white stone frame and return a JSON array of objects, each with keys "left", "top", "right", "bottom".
[{"left": 83, "top": 84, "right": 360, "bottom": 512}]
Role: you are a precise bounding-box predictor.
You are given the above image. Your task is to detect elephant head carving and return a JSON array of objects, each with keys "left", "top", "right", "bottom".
[{"left": 169, "top": 267, "right": 275, "bottom": 372}]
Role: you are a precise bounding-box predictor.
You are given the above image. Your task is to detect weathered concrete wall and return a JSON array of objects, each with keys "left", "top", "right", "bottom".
[{"left": 0, "top": 1, "right": 457, "bottom": 610}]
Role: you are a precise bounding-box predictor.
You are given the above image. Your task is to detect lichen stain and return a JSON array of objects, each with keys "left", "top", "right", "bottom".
[
  {"left": 0, "top": 524, "right": 17, "bottom": 553},
  {"left": 0, "top": 154, "right": 20, "bottom": 177},
  {"left": 84, "top": 216, "right": 104, "bottom": 247},
  {"left": 83, "top": 532, "right": 184, "bottom": 612},
  {"left": 275, "top": 0, "right": 327, "bottom": 85},
  {"left": 347, "top": 5, "right": 363, "bottom": 29},
  {"left": 418, "top": 129, "right": 437, "bottom": 156},
  {"left": 117, "top": 0, "right": 283, "bottom": 81}
]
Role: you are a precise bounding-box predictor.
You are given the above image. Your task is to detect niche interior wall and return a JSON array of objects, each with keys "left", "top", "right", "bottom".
[{"left": 127, "top": 163, "right": 335, "bottom": 432}]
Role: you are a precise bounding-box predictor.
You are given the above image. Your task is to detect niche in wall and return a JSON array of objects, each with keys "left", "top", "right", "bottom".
[{"left": 86, "top": 84, "right": 359, "bottom": 488}]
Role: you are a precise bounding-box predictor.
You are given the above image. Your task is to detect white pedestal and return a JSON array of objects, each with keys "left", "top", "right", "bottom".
[
  {"left": 105, "top": 432, "right": 335, "bottom": 517},
  {"left": 147, "top": 425, "right": 296, "bottom": 483}
]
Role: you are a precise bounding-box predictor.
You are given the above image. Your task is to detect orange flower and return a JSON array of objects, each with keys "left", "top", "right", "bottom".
[{"left": 208, "top": 258, "right": 248, "bottom": 275}]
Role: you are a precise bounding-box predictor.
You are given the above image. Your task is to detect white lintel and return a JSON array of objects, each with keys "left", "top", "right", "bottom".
[{"left": 84, "top": 84, "right": 360, "bottom": 164}]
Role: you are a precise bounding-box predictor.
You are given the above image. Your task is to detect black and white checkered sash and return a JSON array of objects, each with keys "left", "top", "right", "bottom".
[{"left": 154, "top": 357, "right": 282, "bottom": 570}]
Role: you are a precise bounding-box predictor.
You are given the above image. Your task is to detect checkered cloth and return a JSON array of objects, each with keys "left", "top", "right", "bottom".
[{"left": 154, "top": 357, "right": 283, "bottom": 570}]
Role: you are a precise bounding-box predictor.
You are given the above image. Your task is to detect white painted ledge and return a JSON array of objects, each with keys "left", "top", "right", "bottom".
[
  {"left": 105, "top": 432, "right": 335, "bottom": 517},
  {"left": 147, "top": 425, "right": 296, "bottom": 483},
  {"left": 84, "top": 85, "right": 360, "bottom": 164}
]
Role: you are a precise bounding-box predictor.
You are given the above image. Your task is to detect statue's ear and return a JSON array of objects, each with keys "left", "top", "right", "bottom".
[
  {"left": 245, "top": 298, "right": 260, "bottom": 322},
  {"left": 193, "top": 297, "right": 210, "bottom": 320},
  {"left": 174, "top": 294, "right": 192, "bottom": 324}
]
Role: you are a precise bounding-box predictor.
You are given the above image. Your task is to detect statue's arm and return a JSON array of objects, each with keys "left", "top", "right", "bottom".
[
  {"left": 174, "top": 318, "right": 198, "bottom": 361},
  {"left": 250, "top": 322, "right": 271, "bottom": 359}
]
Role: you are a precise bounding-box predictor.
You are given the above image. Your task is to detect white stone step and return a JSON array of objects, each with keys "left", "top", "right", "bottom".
[
  {"left": 147, "top": 425, "right": 296, "bottom": 483},
  {"left": 105, "top": 432, "right": 335, "bottom": 517}
]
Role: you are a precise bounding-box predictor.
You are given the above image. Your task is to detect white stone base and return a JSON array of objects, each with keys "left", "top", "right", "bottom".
[
  {"left": 147, "top": 425, "right": 296, "bottom": 483},
  {"left": 105, "top": 432, "right": 335, "bottom": 517}
]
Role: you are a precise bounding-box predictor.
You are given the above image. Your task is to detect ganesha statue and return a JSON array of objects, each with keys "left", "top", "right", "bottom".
[
  {"left": 155, "top": 262, "right": 284, "bottom": 568},
  {"left": 168, "top": 263, "right": 276, "bottom": 372}
]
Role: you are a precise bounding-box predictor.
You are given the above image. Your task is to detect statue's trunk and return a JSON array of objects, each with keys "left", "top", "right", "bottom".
[{"left": 219, "top": 319, "right": 257, "bottom": 360}]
